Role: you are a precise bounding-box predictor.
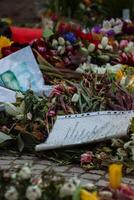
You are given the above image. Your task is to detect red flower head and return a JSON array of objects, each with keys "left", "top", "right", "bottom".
[{"left": 80, "top": 151, "right": 93, "bottom": 165}]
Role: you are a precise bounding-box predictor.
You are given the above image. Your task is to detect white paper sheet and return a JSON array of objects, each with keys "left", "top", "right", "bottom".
[{"left": 36, "top": 110, "right": 134, "bottom": 151}]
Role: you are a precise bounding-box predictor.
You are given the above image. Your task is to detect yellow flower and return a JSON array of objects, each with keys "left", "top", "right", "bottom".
[
  {"left": 81, "top": 189, "right": 99, "bottom": 200},
  {"left": 0, "top": 36, "right": 13, "bottom": 50},
  {"left": 116, "top": 70, "right": 124, "bottom": 81},
  {"left": 109, "top": 164, "right": 123, "bottom": 189}
]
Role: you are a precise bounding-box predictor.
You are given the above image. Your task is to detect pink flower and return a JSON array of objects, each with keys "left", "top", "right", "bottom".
[
  {"left": 47, "top": 110, "right": 56, "bottom": 117},
  {"left": 120, "top": 40, "right": 128, "bottom": 49},
  {"left": 117, "top": 184, "right": 134, "bottom": 199},
  {"left": 51, "top": 85, "right": 63, "bottom": 96},
  {"left": 80, "top": 151, "right": 93, "bottom": 165}
]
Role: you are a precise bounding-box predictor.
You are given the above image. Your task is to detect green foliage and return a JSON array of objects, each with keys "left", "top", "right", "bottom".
[
  {"left": 49, "top": 0, "right": 81, "bottom": 18},
  {"left": 94, "top": 0, "right": 134, "bottom": 18}
]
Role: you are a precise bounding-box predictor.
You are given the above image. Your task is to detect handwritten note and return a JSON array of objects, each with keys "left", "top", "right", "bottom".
[{"left": 36, "top": 110, "right": 134, "bottom": 151}]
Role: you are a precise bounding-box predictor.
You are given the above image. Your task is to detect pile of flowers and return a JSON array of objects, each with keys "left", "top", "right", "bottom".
[
  {"left": 0, "top": 163, "right": 134, "bottom": 200},
  {"left": 0, "top": 18, "right": 134, "bottom": 172}
]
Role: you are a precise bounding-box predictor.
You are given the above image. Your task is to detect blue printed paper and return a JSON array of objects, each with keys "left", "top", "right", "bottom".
[{"left": 0, "top": 46, "right": 51, "bottom": 95}]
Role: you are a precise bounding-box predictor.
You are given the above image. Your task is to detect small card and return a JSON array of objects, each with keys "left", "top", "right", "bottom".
[{"left": 36, "top": 110, "right": 134, "bottom": 151}]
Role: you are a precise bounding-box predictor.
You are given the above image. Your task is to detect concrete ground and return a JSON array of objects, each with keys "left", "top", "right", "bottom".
[{"left": 0, "top": 152, "right": 133, "bottom": 188}]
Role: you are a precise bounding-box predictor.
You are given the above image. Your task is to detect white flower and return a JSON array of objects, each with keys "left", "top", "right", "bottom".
[
  {"left": 57, "top": 46, "right": 65, "bottom": 55},
  {"left": 88, "top": 43, "right": 95, "bottom": 53},
  {"left": 52, "top": 39, "right": 58, "bottom": 48},
  {"left": 91, "top": 66, "right": 106, "bottom": 74},
  {"left": 26, "top": 185, "right": 42, "bottom": 200},
  {"left": 109, "top": 18, "right": 115, "bottom": 26},
  {"left": 115, "top": 18, "right": 123, "bottom": 25},
  {"left": 101, "top": 36, "right": 109, "bottom": 48},
  {"left": 60, "top": 182, "right": 76, "bottom": 197},
  {"left": 106, "top": 64, "right": 122, "bottom": 73},
  {"left": 5, "top": 186, "right": 18, "bottom": 200},
  {"left": 125, "top": 41, "right": 134, "bottom": 53},
  {"left": 72, "top": 94, "right": 79, "bottom": 103},
  {"left": 18, "top": 165, "right": 31, "bottom": 180},
  {"left": 58, "top": 37, "right": 65, "bottom": 46},
  {"left": 113, "top": 24, "right": 122, "bottom": 34},
  {"left": 105, "top": 45, "right": 113, "bottom": 51},
  {"left": 103, "top": 20, "right": 111, "bottom": 30}
]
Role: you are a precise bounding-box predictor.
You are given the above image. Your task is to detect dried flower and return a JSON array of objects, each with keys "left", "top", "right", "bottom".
[
  {"left": 109, "top": 164, "right": 123, "bottom": 189},
  {"left": 26, "top": 185, "right": 42, "bottom": 200}
]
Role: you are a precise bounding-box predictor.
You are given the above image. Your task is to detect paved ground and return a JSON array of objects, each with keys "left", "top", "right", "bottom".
[{"left": 0, "top": 152, "right": 134, "bottom": 188}]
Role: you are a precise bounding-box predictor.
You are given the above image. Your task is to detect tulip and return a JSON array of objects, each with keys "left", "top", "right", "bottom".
[
  {"left": 101, "top": 36, "right": 108, "bottom": 48},
  {"left": 109, "top": 164, "right": 123, "bottom": 189},
  {"left": 88, "top": 43, "right": 95, "bottom": 53},
  {"left": 120, "top": 40, "right": 128, "bottom": 49},
  {"left": 81, "top": 189, "right": 99, "bottom": 200}
]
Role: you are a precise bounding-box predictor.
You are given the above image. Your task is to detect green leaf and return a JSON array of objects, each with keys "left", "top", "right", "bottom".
[
  {"left": 0, "top": 132, "right": 12, "bottom": 144},
  {"left": 5, "top": 103, "right": 20, "bottom": 117},
  {"left": 72, "top": 186, "right": 81, "bottom": 200},
  {"left": 43, "top": 28, "right": 54, "bottom": 38}
]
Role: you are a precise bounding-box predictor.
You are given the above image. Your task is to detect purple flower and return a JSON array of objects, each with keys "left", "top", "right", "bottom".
[
  {"left": 92, "top": 26, "right": 101, "bottom": 34},
  {"left": 106, "top": 29, "right": 115, "bottom": 37}
]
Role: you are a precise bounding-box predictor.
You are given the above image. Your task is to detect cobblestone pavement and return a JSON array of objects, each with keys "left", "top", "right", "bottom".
[{"left": 0, "top": 152, "right": 134, "bottom": 188}]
